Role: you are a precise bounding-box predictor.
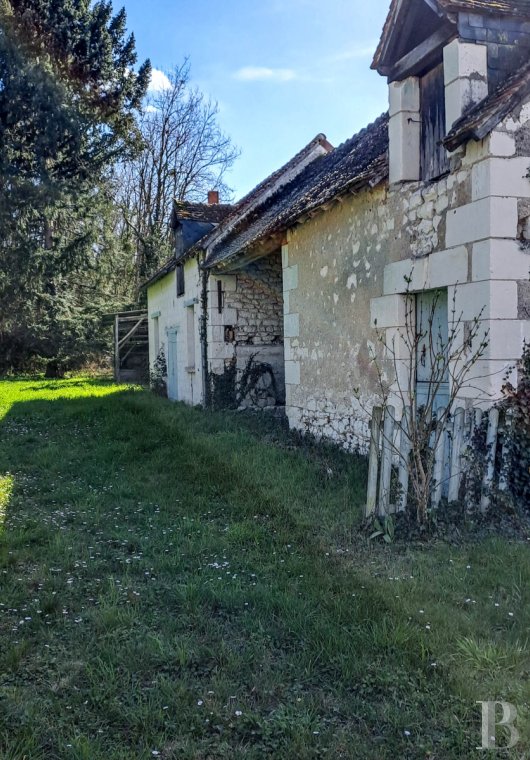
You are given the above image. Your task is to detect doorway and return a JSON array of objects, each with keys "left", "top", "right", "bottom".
[{"left": 167, "top": 328, "right": 179, "bottom": 401}]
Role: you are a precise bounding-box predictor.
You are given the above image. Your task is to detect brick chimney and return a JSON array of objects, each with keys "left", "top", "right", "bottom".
[{"left": 208, "top": 190, "right": 219, "bottom": 205}]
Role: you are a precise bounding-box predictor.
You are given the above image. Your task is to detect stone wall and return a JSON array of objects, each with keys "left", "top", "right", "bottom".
[
  {"left": 207, "top": 252, "right": 285, "bottom": 409},
  {"left": 231, "top": 255, "right": 284, "bottom": 345},
  {"left": 283, "top": 94, "right": 530, "bottom": 451},
  {"left": 283, "top": 186, "right": 401, "bottom": 451}
]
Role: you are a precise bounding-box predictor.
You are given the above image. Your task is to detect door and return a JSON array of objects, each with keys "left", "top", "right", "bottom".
[
  {"left": 167, "top": 328, "right": 178, "bottom": 401},
  {"left": 416, "top": 289, "right": 449, "bottom": 412}
]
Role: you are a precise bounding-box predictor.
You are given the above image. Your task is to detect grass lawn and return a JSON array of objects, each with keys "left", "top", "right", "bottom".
[{"left": 0, "top": 377, "right": 529, "bottom": 759}]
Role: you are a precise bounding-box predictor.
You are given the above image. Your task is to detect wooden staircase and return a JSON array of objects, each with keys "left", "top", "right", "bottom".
[{"left": 112, "top": 310, "right": 149, "bottom": 383}]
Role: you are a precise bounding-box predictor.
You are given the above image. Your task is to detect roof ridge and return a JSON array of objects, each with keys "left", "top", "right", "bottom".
[
  {"left": 174, "top": 200, "right": 234, "bottom": 206},
  {"left": 194, "top": 132, "right": 333, "bottom": 253},
  {"left": 203, "top": 113, "right": 389, "bottom": 269},
  {"left": 233, "top": 133, "right": 333, "bottom": 208}
]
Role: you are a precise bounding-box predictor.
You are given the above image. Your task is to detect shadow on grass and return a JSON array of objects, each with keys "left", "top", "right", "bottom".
[{"left": 1, "top": 379, "right": 519, "bottom": 759}]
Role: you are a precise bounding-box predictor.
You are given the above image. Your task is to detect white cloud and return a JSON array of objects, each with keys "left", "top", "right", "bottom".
[
  {"left": 233, "top": 66, "right": 298, "bottom": 83},
  {"left": 149, "top": 68, "right": 172, "bottom": 92},
  {"left": 329, "top": 43, "right": 377, "bottom": 62}
]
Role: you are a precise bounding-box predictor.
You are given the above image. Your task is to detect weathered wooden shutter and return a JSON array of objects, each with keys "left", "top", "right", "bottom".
[
  {"left": 176, "top": 263, "right": 185, "bottom": 297},
  {"left": 420, "top": 63, "right": 449, "bottom": 181}
]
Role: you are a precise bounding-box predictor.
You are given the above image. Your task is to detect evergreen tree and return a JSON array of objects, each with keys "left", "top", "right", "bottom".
[{"left": 0, "top": 0, "right": 150, "bottom": 374}]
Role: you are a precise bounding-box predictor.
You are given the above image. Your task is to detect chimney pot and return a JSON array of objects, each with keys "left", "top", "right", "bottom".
[{"left": 208, "top": 190, "right": 219, "bottom": 205}]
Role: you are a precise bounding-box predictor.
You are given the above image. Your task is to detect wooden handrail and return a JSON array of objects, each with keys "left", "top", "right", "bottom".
[{"left": 118, "top": 316, "right": 147, "bottom": 349}]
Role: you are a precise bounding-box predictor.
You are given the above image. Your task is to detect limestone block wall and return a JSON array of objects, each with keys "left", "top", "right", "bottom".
[
  {"left": 283, "top": 187, "right": 400, "bottom": 451},
  {"left": 230, "top": 255, "right": 284, "bottom": 345},
  {"left": 283, "top": 95, "right": 530, "bottom": 450},
  {"left": 207, "top": 252, "right": 285, "bottom": 408}
]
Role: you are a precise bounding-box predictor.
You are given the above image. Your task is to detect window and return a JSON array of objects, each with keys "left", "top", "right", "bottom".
[
  {"left": 415, "top": 289, "right": 449, "bottom": 410},
  {"left": 176, "top": 263, "right": 185, "bottom": 297}
]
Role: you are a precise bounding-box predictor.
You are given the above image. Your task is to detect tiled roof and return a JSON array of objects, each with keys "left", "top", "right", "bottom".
[
  {"left": 143, "top": 135, "right": 332, "bottom": 289},
  {"left": 199, "top": 134, "right": 333, "bottom": 252},
  {"left": 437, "top": 0, "right": 530, "bottom": 15},
  {"left": 204, "top": 114, "right": 389, "bottom": 269},
  {"left": 143, "top": 203, "right": 234, "bottom": 289},
  {"left": 444, "top": 56, "right": 530, "bottom": 150},
  {"left": 172, "top": 201, "right": 234, "bottom": 225}
]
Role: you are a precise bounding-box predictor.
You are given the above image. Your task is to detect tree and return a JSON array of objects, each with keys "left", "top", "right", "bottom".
[
  {"left": 0, "top": 0, "right": 150, "bottom": 374},
  {"left": 115, "top": 61, "right": 239, "bottom": 289}
]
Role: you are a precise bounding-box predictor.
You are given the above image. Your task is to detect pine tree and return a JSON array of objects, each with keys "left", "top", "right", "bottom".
[{"left": 0, "top": 0, "right": 151, "bottom": 374}]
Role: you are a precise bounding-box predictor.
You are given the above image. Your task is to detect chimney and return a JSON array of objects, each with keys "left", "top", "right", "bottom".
[{"left": 208, "top": 190, "right": 219, "bottom": 205}]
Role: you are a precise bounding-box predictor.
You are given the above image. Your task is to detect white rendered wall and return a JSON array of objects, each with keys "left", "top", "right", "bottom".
[{"left": 147, "top": 257, "right": 204, "bottom": 405}]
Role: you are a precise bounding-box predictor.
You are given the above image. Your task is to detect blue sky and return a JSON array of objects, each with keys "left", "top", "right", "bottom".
[{"left": 121, "top": 0, "right": 391, "bottom": 199}]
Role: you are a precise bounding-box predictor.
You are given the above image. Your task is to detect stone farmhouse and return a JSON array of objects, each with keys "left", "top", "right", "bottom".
[
  {"left": 145, "top": 135, "right": 332, "bottom": 406},
  {"left": 146, "top": 0, "right": 530, "bottom": 452}
]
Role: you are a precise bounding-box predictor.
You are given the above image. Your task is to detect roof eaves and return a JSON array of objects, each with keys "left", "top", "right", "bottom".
[
  {"left": 142, "top": 230, "right": 210, "bottom": 290},
  {"left": 274, "top": 154, "right": 389, "bottom": 236}
]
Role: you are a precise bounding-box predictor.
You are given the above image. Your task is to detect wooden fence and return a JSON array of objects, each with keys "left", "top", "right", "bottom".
[{"left": 366, "top": 405, "right": 510, "bottom": 517}]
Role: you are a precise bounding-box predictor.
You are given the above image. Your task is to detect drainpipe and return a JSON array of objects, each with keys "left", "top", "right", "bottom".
[{"left": 200, "top": 255, "right": 211, "bottom": 407}]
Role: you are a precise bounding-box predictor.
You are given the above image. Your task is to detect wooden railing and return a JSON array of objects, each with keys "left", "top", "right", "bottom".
[
  {"left": 366, "top": 405, "right": 509, "bottom": 517},
  {"left": 112, "top": 310, "right": 148, "bottom": 383}
]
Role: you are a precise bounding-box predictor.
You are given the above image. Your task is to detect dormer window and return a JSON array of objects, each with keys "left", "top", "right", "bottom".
[
  {"left": 374, "top": 0, "right": 491, "bottom": 185},
  {"left": 376, "top": 0, "right": 455, "bottom": 184}
]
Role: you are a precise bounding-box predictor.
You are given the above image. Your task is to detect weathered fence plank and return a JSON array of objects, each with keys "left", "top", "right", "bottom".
[
  {"left": 498, "top": 410, "right": 512, "bottom": 493},
  {"left": 378, "top": 405, "right": 395, "bottom": 516},
  {"left": 114, "top": 315, "right": 120, "bottom": 381},
  {"left": 448, "top": 406, "right": 465, "bottom": 502},
  {"left": 365, "top": 403, "right": 505, "bottom": 516},
  {"left": 481, "top": 408, "right": 500, "bottom": 512},
  {"left": 397, "top": 412, "right": 410, "bottom": 512},
  {"left": 366, "top": 406, "right": 382, "bottom": 517},
  {"left": 432, "top": 418, "right": 445, "bottom": 508}
]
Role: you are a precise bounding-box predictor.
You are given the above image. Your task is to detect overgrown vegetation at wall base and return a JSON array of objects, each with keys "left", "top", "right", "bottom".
[
  {"left": 503, "top": 341, "right": 530, "bottom": 505},
  {"left": 0, "top": 378, "right": 529, "bottom": 759}
]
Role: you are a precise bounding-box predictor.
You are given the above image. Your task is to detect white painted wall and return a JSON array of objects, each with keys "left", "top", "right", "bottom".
[{"left": 147, "top": 256, "right": 204, "bottom": 405}]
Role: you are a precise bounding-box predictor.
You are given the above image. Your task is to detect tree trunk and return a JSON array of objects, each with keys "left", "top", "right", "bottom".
[{"left": 45, "top": 360, "right": 64, "bottom": 378}]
